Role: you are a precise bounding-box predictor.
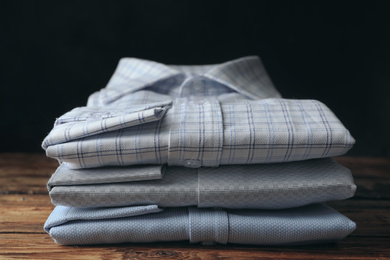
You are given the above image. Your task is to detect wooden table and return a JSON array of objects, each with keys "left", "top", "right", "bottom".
[{"left": 1, "top": 153, "right": 389, "bottom": 259}]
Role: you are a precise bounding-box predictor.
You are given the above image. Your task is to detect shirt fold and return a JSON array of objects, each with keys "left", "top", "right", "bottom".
[
  {"left": 44, "top": 204, "right": 356, "bottom": 246},
  {"left": 42, "top": 56, "right": 355, "bottom": 169},
  {"left": 47, "top": 158, "right": 356, "bottom": 209}
]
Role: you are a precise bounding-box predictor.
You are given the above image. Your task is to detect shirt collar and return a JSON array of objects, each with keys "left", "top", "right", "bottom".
[{"left": 106, "top": 56, "right": 281, "bottom": 99}]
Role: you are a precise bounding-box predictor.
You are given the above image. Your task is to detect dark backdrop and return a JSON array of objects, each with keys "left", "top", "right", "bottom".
[{"left": 1, "top": 0, "right": 389, "bottom": 156}]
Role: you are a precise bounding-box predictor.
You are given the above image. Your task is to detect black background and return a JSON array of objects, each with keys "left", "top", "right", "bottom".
[{"left": 1, "top": 0, "right": 389, "bottom": 156}]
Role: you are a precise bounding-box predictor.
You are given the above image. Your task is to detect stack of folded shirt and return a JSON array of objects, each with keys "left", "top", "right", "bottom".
[{"left": 42, "top": 56, "right": 357, "bottom": 246}]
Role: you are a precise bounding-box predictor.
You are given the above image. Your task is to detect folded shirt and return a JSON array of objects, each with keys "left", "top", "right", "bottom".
[
  {"left": 44, "top": 204, "right": 356, "bottom": 245},
  {"left": 42, "top": 56, "right": 355, "bottom": 169},
  {"left": 47, "top": 158, "right": 356, "bottom": 209}
]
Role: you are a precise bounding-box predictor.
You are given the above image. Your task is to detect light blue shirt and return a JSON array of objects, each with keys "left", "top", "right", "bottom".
[
  {"left": 44, "top": 204, "right": 356, "bottom": 246},
  {"left": 42, "top": 56, "right": 355, "bottom": 169}
]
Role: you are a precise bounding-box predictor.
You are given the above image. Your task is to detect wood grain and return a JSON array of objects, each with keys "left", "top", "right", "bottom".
[{"left": 1, "top": 153, "right": 389, "bottom": 260}]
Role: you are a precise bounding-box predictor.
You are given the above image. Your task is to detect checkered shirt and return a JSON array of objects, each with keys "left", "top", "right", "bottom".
[{"left": 42, "top": 56, "right": 355, "bottom": 169}]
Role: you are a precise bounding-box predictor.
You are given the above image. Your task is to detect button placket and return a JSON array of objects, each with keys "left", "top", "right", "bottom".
[
  {"left": 188, "top": 207, "right": 229, "bottom": 244},
  {"left": 167, "top": 98, "right": 223, "bottom": 168}
]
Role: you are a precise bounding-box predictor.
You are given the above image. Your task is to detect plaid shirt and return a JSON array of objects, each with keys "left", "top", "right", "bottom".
[{"left": 42, "top": 56, "right": 355, "bottom": 169}]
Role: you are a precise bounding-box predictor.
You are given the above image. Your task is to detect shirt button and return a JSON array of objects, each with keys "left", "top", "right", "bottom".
[
  {"left": 87, "top": 112, "right": 111, "bottom": 120},
  {"left": 183, "top": 159, "right": 202, "bottom": 168}
]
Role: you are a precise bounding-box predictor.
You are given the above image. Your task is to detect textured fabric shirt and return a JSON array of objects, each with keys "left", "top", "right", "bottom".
[
  {"left": 47, "top": 158, "right": 356, "bottom": 209},
  {"left": 44, "top": 204, "right": 356, "bottom": 245},
  {"left": 42, "top": 56, "right": 355, "bottom": 169}
]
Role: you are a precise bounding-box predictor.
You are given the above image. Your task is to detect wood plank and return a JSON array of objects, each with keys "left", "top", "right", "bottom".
[
  {"left": 328, "top": 199, "right": 390, "bottom": 209},
  {"left": 354, "top": 178, "right": 390, "bottom": 199},
  {"left": 335, "top": 209, "right": 390, "bottom": 237},
  {"left": 0, "top": 206, "right": 53, "bottom": 233},
  {"left": 1, "top": 194, "right": 389, "bottom": 238},
  {"left": 0, "top": 194, "right": 53, "bottom": 207},
  {"left": 336, "top": 157, "right": 390, "bottom": 200},
  {"left": 0, "top": 153, "right": 56, "bottom": 194},
  {"left": 0, "top": 195, "right": 53, "bottom": 234},
  {"left": 1, "top": 154, "right": 388, "bottom": 177},
  {"left": 0, "top": 177, "right": 50, "bottom": 194},
  {"left": 1, "top": 154, "right": 389, "bottom": 259},
  {"left": 0, "top": 153, "right": 58, "bottom": 173},
  {"left": 0, "top": 234, "right": 389, "bottom": 259},
  {"left": 335, "top": 156, "right": 390, "bottom": 178},
  {"left": 1, "top": 154, "right": 389, "bottom": 178}
]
